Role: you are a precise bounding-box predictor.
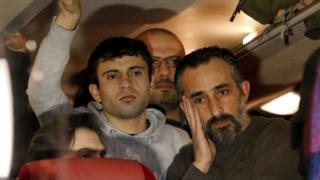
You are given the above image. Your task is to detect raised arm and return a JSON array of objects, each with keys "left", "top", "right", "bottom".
[{"left": 27, "top": 0, "right": 81, "bottom": 117}]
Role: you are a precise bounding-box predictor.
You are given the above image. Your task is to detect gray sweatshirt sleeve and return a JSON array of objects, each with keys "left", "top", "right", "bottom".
[{"left": 27, "top": 18, "right": 76, "bottom": 117}]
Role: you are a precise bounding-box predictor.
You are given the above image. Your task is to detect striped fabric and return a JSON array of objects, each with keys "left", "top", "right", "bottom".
[{"left": 305, "top": 61, "right": 320, "bottom": 180}]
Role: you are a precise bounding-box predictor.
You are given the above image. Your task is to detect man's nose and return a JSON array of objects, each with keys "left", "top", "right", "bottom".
[
  {"left": 119, "top": 74, "right": 132, "bottom": 89},
  {"left": 208, "top": 96, "right": 224, "bottom": 116},
  {"left": 155, "top": 60, "right": 170, "bottom": 77}
]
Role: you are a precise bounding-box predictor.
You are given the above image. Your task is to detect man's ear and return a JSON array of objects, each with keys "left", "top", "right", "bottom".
[
  {"left": 150, "top": 73, "right": 156, "bottom": 94},
  {"left": 89, "top": 84, "right": 101, "bottom": 102},
  {"left": 240, "top": 80, "right": 250, "bottom": 102}
]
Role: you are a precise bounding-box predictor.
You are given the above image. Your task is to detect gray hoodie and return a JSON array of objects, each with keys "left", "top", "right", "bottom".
[{"left": 27, "top": 19, "right": 191, "bottom": 179}]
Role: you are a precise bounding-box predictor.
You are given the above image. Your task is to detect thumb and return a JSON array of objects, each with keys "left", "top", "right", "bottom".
[
  {"left": 208, "top": 140, "right": 216, "bottom": 158},
  {"left": 61, "top": 0, "right": 74, "bottom": 6}
]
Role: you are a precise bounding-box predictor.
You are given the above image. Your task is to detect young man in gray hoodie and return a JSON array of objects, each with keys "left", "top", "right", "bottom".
[{"left": 26, "top": 0, "right": 190, "bottom": 179}]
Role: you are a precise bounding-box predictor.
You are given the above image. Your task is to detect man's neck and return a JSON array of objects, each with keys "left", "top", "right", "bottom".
[
  {"left": 241, "top": 114, "right": 252, "bottom": 132},
  {"left": 165, "top": 107, "right": 181, "bottom": 123},
  {"left": 103, "top": 111, "right": 148, "bottom": 134}
]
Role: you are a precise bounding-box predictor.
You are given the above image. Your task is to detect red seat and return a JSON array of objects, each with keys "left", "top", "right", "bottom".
[{"left": 18, "top": 158, "right": 156, "bottom": 180}]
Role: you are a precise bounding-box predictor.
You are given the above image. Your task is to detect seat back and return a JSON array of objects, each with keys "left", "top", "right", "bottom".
[{"left": 18, "top": 158, "right": 156, "bottom": 180}]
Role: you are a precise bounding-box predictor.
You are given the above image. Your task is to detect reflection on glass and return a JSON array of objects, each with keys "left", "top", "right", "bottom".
[{"left": 0, "top": 58, "right": 14, "bottom": 178}]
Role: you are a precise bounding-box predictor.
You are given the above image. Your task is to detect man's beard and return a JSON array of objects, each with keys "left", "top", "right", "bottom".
[
  {"left": 204, "top": 100, "right": 246, "bottom": 147},
  {"left": 150, "top": 78, "right": 179, "bottom": 110}
]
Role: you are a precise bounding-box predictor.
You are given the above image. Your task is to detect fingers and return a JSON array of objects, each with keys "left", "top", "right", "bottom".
[
  {"left": 60, "top": 0, "right": 80, "bottom": 12},
  {"left": 193, "top": 105, "right": 206, "bottom": 139},
  {"left": 61, "top": 0, "right": 74, "bottom": 6},
  {"left": 4, "top": 32, "right": 27, "bottom": 52},
  {"left": 181, "top": 96, "right": 216, "bottom": 173},
  {"left": 56, "top": 0, "right": 81, "bottom": 30},
  {"left": 180, "top": 96, "right": 196, "bottom": 132},
  {"left": 208, "top": 140, "right": 216, "bottom": 156}
]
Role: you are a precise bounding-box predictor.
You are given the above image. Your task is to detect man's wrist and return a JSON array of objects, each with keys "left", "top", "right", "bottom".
[
  {"left": 56, "top": 14, "right": 79, "bottom": 30},
  {"left": 192, "top": 161, "right": 211, "bottom": 174},
  {"left": 6, "top": 46, "right": 27, "bottom": 53}
]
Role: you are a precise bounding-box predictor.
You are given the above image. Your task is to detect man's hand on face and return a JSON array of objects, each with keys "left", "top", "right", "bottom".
[
  {"left": 180, "top": 96, "right": 216, "bottom": 174},
  {"left": 56, "top": 0, "right": 81, "bottom": 30}
]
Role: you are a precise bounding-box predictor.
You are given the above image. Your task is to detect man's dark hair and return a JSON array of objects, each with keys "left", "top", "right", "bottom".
[
  {"left": 28, "top": 113, "right": 104, "bottom": 161},
  {"left": 174, "top": 46, "right": 244, "bottom": 99},
  {"left": 87, "top": 37, "right": 153, "bottom": 86}
]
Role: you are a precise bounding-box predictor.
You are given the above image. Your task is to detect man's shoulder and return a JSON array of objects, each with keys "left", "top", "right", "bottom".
[
  {"left": 162, "top": 123, "right": 190, "bottom": 139},
  {"left": 252, "top": 116, "right": 290, "bottom": 133},
  {"left": 147, "top": 108, "right": 190, "bottom": 137},
  {"left": 38, "top": 103, "right": 89, "bottom": 125},
  {"left": 250, "top": 116, "right": 292, "bottom": 146}
]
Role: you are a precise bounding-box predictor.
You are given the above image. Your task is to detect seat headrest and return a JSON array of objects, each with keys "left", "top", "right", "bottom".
[{"left": 18, "top": 158, "right": 156, "bottom": 180}]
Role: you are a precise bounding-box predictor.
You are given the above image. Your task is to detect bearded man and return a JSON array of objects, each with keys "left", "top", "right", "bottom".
[{"left": 166, "top": 46, "right": 303, "bottom": 180}]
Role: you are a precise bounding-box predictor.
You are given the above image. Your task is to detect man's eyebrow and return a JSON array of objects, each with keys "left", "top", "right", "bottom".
[
  {"left": 76, "top": 148, "right": 97, "bottom": 154},
  {"left": 214, "top": 83, "right": 229, "bottom": 90},
  {"left": 166, "top": 55, "right": 181, "bottom": 59},
  {"left": 102, "top": 69, "right": 119, "bottom": 76},
  {"left": 129, "top": 65, "right": 146, "bottom": 71},
  {"left": 152, "top": 55, "right": 181, "bottom": 59},
  {"left": 190, "top": 91, "right": 203, "bottom": 99},
  {"left": 189, "top": 83, "right": 229, "bottom": 98}
]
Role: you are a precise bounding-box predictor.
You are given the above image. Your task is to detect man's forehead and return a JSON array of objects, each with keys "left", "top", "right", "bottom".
[
  {"left": 149, "top": 44, "right": 184, "bottom": 58},
  {"left": 182, "top": 58, "right": 232, "bottom": 77},
  {"left": 181, "top": 59, "right": 234, "bottom": 93},
  {"left": 143, "top": 35, "right": 184, "bottom": 56},
  {"left": 98, "top": 55, "right": 147, "bottom": 70}
]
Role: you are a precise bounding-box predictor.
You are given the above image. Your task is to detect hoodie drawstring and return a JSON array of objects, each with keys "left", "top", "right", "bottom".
[{"left": 146, "top": 136, "right": 153, "bottom": 159}]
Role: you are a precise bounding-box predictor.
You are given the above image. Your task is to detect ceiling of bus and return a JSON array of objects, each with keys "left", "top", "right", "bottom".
[{"left": 1, "top": 0, "right": 319, "bottom": 109}]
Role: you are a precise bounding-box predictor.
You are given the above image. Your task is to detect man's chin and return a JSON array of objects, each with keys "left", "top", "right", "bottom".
[
  {"left": 150, "top": 92, "right": 179, "bottom": 107},
  {"left": 207, "top": 127, "right": 237, "bottom": 147},
  {"left": 152, "top": 88, "right": 175, "bottom": 95}
]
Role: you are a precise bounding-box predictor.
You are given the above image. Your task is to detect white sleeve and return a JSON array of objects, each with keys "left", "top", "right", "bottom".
[{"left": 27, "top": 18, "right": 77, "bottom": 116}]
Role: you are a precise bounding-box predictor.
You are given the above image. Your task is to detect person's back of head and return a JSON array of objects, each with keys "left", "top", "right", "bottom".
[{"left": 28, "top": 113, "right": 105, "bottom": 161}]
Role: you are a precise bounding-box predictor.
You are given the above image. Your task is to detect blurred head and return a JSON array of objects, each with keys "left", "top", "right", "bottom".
[
  {"left": 137, "top": 29, "right": 185, "bottom": 111},
  {"left": 28, "top": 113, "right": 105, "bottom": 161},
  {"left": 175, "top": 46, "right": 251, "bottom": 147},
  {"left": 87, "top": 37, "right": 152, "bottom": 119}
]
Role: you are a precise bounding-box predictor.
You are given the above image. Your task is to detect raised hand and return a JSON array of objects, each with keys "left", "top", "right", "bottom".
[
  {"left": 4, "top": 32, "right": 27, "bottom": 52},
  {"left": 180, "top": 96, "right": 216, "bottom": 173},
  {"left": 56, "top": 0, "right": 81, "bottom": 30}
]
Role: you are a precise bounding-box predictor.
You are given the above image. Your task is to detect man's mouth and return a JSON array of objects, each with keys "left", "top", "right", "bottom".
[
  {"left": 154, "top": 78, "right": 174, "bottom": 90},
  {"left": 206, "top": 114, "right": 238, "bottom": 130},
  {"left": 154, "top": 83, "right": 174, "bottom": 90},
  {"left": 119, "top": 95, "right": 136, "bottom": 103},
  {"left": 212, "top": 120, "right": 230, "bottom": 129}
]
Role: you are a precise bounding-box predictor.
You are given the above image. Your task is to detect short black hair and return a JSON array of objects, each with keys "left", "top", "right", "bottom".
[
  {"left": 28, "top": 113, "right": 103, "bottom": 161},
  {"left": 87, "top": 37, "right": 153, "bottom": 86},
  {"left": 174, "top": 46, "right": 244, "bottom": 99}
]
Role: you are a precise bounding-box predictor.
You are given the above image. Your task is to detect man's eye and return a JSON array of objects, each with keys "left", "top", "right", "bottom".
[
  {"left": 131, "top": 70, "right": 142, "bottom": 76},
  {"left": 79, "top": 153, "right": 92, "bottom": 158},
  {"left": 218, "top": 89, "right": 230, "bottom": 96},
  {"left": 99, "top": 150, "right": 106, "bottom": 158},
  {"left": 166, "top": 57, "right": 180, "bottom": 67},
  {"left": 76, "top": 149, "right": 95, "bottom": 158},
  {"left": 152, "top": 60, "right": 160, "bottom": 68},
  {"left": 193, "top": 97, "right": 206, "bottom": 104},
  {"left": 106, "top": 73, "right": 118, "bottom": 80}
]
